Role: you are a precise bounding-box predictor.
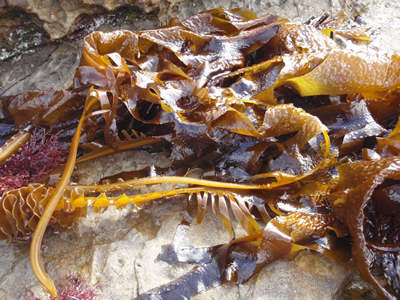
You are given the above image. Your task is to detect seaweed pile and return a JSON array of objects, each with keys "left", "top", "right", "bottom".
[{"left": 1, "top": 8, "right": 400, "bottom": 299}]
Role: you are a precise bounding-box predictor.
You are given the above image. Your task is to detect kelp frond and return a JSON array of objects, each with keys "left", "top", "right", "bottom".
[
  {"left": 1, "top": 184, "right": 265, "bottom": 241},
  {"left": 77, "top": 129, "right": 160, "bottom": 164},
  {"left": 188, "top": 190, "right": 264, "bottom": 236}
]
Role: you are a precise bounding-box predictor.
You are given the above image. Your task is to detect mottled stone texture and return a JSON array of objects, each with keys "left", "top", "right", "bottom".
[
  {"left": 0, "top": 0, "right": 184, "bottom": 39},
  {"left": 0, "top": 0, "right": 399, "bottom": 299}
]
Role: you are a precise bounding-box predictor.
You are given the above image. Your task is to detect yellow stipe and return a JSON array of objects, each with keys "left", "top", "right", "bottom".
[
  {"left": 70, "top": 195, "right": 86, "bottom": 211},
  {"left": 220, "top": 215, "right": 233, "bottom": 237},
  {"left": 333, "top": 197, "right": 347, "bottom": 206},
  {"left": 30, "top": 92, "right": 98, "bottom": 300},
  {"left": 268, "top": 203, "right": 284, "bottom": 216},
  {"left": 61, "top": 187, "right": 264, "bottom": 238},
  {"left": 77, "top": 137, "right": 160, "bottom": 163},
  {"left": 301, "top": 242, "right": 350, "bottom": 263},
  {"left": 288, "top": 243, "right": 308, "bottom": 259},
  {"left": 320, "top": 28, "right": 335, "bottom": 38},
  {"left": 0, "top": 129, "right": 31, "bottom": 164},
  {"left": 230, "top": 232, "right": 263, "bottom": 245},
  {"left": 252, "top": 130, "right": 330, "bottom": 182},
  {"left": 78, "top": 175, "right": 289, "bottom": 192},
  {"left": 75, "top": 128, "right": 330, "bottom": 197},
  {"left": 65, "top": 187, "right": 209, "bottom": 210},
  {"left": 244, "top": 216, "right": 262, "bottom": 235},
  {"left": 114, "top": 194, "right": 131, "bottom": 207},
  {"left": 76, "top": 128, "right": 328, "bottom": 192}
]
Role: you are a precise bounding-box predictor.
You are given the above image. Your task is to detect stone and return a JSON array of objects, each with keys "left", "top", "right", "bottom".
[
  {"left": 0, "top": 9, "right": 50, "bottom": 62},
  {"left": 1, "top": 0, "right": 180, "bottom": 40},
  {"left": 0, "top": 6, "right": 159, "bottom": 96},
  {"left": 0, "top": 42, "right": 79, "bottom": 95}
]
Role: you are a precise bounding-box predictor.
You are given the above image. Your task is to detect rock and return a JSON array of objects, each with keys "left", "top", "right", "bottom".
[
  {"left": 0, "top": 6, "right": 159, "bottom": 96},
  {"left": 0, "top": 9, "right": 50, "bottom": 62},
  {"left": 2, "top": 0, "right": 400, "bottom": 96},
  {"left": 248, "top": 256, "right": 347, "bottom": 300},
  {"left": 89, "top": 227, "right": 146, "bottom": 299},
  {"left": 1, "top": 0, "right": 182, "bottom": 40},
  {"left": 0, "top": 42, "right": 79, "bottom": 95},
  {"left": 335, "top": 271, "right": 378, "bottom": 299}
]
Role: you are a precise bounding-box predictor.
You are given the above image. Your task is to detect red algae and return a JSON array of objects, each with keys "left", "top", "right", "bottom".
[
  {"left": 24, "top": 276, "right": 98, "bottom": 300},
  {"left": 58, "top": 276, "right": 98, "bottom": 300},
  {"left": 0, "top": 129, "right": 67, "bottom": 195}
]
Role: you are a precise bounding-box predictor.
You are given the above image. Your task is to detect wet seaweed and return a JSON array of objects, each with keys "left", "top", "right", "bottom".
[{"left": 1, "top": 8, "right": 400, "bottom": 299}]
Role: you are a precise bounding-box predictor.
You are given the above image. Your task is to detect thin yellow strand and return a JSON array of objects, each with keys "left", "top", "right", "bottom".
[{"left": 30, "top": 94, "right": 97, "bottom": 299}]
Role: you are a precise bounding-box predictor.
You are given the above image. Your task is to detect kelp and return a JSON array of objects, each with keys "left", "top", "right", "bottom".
[
  {"left": 311, "top": 100, "right": 387, "bottom": 155},
  {"left": 1, "top": 7, "right": 400, "bottom": 300},
  {"left": 286, "top": 49, "right": 400, "bottom": 99},
  {"left": 329, "top": 158, "right": 400, "bottom": 299}
]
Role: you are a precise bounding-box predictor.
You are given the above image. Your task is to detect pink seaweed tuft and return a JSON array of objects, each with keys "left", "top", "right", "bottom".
[
  {"left": 58, "top": 275, "right": 98, "bottom": 300},
  {"left": 0, "top": 128, "right": 68, "bottom": 195},
  {"left": 23, "top": 275, "right": 98, "bottom": 300}
]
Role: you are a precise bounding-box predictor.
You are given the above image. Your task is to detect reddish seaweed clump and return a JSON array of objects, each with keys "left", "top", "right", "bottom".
[
  {"left": 58, "top": 276, "right": 98, "bottom": 300},
  {"left": 24, "top": 275, "right": 98, "bottom": 300},
  {"left": 0, "top": 129, "right": 67, "bottom": 195}
]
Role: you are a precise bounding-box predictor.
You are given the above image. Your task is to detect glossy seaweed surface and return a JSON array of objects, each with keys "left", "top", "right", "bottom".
[{"left": 1, "top": 8, "right": 400, "bottom": 299}]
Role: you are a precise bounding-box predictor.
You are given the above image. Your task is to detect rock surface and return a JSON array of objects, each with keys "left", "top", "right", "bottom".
[
  {"left": 0, "top": 1, "right": 399, "bottom": 299},
  {"left": 0, "top": 0, "right": 183, "bottom": 39},
  {"left": 0, "top": 5, "right": 159, "bottom": 95},
  {"left": 0, "top": 195, "right": 351, "bottom": 299}
]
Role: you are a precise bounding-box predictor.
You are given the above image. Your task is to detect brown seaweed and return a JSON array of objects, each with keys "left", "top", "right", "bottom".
[
  {"left": 1, "top": 8, "right": 400, "bottom": 300},
  {"left": 328, "top": 158, "right": 400, "bottom": 299}
]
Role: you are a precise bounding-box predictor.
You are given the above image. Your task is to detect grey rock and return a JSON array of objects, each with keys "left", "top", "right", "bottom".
[
  {"left": 250, "top": 252, "right": 348, "bottom": 300},
  {"left": 0, "top": 6, "right": 159, "bottom": 96},
  {"left": 0, "top": 42, "right": 80, "bottom": 96},
  {"left": 3, "top": 0, "right": 180, "bottom": 40}
]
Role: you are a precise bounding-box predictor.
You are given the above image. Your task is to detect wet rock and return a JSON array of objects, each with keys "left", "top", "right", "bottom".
[
  {"left": 334, "top": 271, "right": 378, "bottom": 300},
  {"left": 0, "top": 242, "right": 38, "bottom": 299},
  {"left": 193, "top": 284, "right": 240, "bottom": 300},
  {"left": 73, "top": 150, "right": 171, "bottom": 184},
  {"left": 248, "top": 255, "right": 348, "bottom": 300},
  {"left": 0, "top": 42, "right": 79, "bottom": 95},
  {"left": 0, "top": 8, "right": 49, "bottom": 61},
  {"left": 89, "top": 228, "right": 146, "bottom": 299},
  {"left": 0, "top": 193, "right": 356, "bottom": 299},
  {"left": 2, "top": 0, "right": 400, "bottom": 97},
  {"left": 0, "top": 0, "right": 180, "bottom": 40},
  {"left": 0, "top": 6, "right": 159, "bottom": 96}
]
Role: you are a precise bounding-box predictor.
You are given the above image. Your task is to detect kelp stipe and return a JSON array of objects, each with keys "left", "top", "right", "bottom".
[
  {"left": 30, "top": 92, "right": 98, "bottom": 299},
  {"left": 0, "top": 126, "right": 31, "bottom": 165}
]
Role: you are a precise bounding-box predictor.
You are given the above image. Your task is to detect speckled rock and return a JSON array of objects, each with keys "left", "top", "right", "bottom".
[
  {"left": 0, "top": 6, "right": 159, "bottom": 95},
  {"left": 0, "top": 0, "right": 183, "bottom": 39}
]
